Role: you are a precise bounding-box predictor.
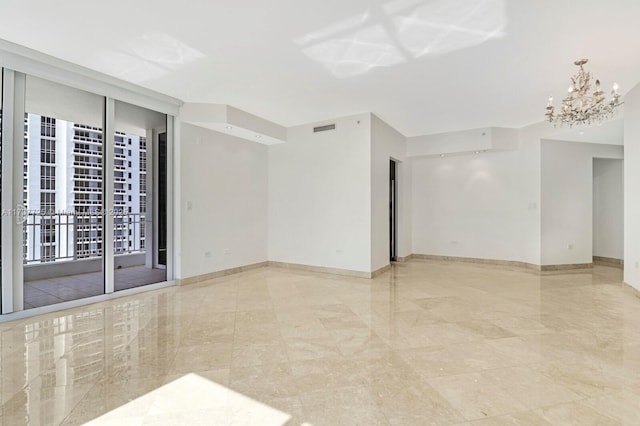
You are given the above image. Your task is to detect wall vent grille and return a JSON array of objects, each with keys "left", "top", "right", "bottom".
[{"left": 313, "top": 124, "right": 336, "bottom": 133}]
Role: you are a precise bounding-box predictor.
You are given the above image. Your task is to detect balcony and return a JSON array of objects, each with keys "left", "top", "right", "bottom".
[
  {"left": 23, "top": 212, "right": 165, "bottom": 310},
  {"left": 73, "top": 174, "right": 102, "bottom": 181},
  {"left": 73, "top": 148, "right": 102, "bottom": 156},
  {"left": 73, "top": 135, "right": 102, "bottom": 144},
  {"left": 73, "top": 161, "right": 102, "bottom": 169}
]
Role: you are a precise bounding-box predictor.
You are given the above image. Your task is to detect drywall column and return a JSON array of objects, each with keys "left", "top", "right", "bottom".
[
  {"left": 370, "top": 114, "right": 409, "bottom": 272},
  {"left": 624, "top": 83, "right": 640, "bottom": 290},
  {"left": 268, "top": 114, "right": 372, "bottom": 273}
]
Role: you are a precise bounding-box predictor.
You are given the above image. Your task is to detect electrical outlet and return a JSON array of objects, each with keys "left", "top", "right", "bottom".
[
  {"left": 223, "top": 248, "right": 230, "bottom": 255},
  {"left": 204, "top": 251, "right": 212, "bottom": 258},
  {"left": 567, "top": 244, "right": 574, "bottom": 250}
]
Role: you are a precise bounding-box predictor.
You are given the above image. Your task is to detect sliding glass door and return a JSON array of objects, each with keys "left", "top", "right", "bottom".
[
  {"left": 22, "top": 75, "right": 106, "bottom": 309},
  {"left": 0, "top": 68, "right": 173, "bottom": 315}
]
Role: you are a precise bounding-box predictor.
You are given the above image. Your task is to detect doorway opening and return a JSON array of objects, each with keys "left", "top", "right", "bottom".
[
  {"left": 592, "top": 158, "right": 624, "bottom": 268},
  {"left": 390, "top": 159, "right": 397, "bottom": 262}
]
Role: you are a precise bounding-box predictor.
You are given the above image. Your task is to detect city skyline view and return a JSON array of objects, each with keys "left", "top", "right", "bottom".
[{"left": 23, "top": 113, "right": 147, "bottom": 264}]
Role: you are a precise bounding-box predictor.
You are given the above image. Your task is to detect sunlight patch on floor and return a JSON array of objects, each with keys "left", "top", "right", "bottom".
[{"left": 86, "top": 373, "right": 293, "bottom": 425}]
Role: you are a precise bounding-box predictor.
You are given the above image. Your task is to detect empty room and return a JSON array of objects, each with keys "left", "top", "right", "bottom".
[{"left": 0, "top": 0, "right": 639, "bottom": 425}]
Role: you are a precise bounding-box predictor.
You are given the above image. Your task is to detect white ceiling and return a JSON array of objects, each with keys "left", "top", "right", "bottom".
[
  {"left": 547, "top": 118, "right": 624, "bottom": 146},
  {"left": 1, "top": 0, "right": 639, "bottom": 136}
]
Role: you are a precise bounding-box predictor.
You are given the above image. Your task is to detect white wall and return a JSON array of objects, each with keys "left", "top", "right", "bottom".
[
  {"left": 178, "top": 123, "right": 268, "bottom": 279},
  {"left": 593, "top": 159, "right": 624, "bottom": 260},
  {"left": 412, "top": 145, "right": 536, "bottom": 263},
  {"left": 370, "top": 114, "right": 410, "bottom": 271},
  {"left": 175, "top": 106, "right": 630, "bottom": 279},
  {"left": 624, "top": 83, "right": 640, "bottom": 290},
  {"left": 268, "top": 114, "right": 372, "bottom": 273},
  {"left": 410, "top": 122, "right": 545, "bottom": 265},
  {"left": 409, "top": 124, "right": 623, "bottom": 268},
  {"left": 541, "top": 140, "right": 623, "bottom": 266}
]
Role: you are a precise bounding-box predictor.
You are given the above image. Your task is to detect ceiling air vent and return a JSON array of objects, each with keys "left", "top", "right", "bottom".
[{"left": 313, "top": 124, "right": 336, "bottom": 133}]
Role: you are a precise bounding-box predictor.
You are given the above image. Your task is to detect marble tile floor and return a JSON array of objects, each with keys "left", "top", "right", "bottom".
[
  {"left": 24, "top": 265, "right": 167, "bottom": 309},
  {"left": 1, "top": 260, "right": 639, "bottom": 425}
]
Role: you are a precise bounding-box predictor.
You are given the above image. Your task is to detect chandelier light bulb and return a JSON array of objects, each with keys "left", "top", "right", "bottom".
[{"left": 613, "top": 82, "right": 619, "bottom": 93}]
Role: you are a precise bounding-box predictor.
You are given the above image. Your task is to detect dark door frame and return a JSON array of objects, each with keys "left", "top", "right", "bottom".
[{"left": 390, "top": 159, "right": 397, "bottom": 262}]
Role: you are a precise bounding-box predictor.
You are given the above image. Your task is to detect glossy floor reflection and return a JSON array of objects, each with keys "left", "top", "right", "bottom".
[{"left": 1, "top": 261, "right": 639, "bottom": 425}]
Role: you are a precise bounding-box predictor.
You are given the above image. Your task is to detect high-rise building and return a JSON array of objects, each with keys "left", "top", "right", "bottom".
[{"left": 23, "top": 113, "right": 146, "bottom": 264}]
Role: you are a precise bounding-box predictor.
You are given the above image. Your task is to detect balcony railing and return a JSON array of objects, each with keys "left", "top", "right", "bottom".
[{"left": 23, "top": 212, "right": 146, "bottom": 264}]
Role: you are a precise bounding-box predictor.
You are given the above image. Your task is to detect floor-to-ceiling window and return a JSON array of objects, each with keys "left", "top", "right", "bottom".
[
  {"left": 22, "top": 75, "right": 106, "bottom": 309},
  {"left": 0, "top": 65, "right": 174, "bottom": 317}
]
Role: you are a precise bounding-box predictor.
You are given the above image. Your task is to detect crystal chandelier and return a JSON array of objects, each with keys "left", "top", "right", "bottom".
[{"left": 545, "top": 59, "right": 622, "bottom": 127}]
